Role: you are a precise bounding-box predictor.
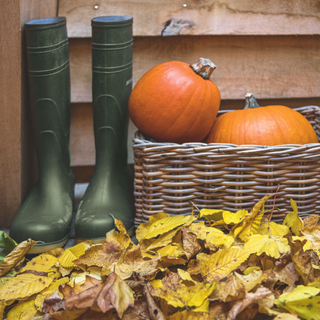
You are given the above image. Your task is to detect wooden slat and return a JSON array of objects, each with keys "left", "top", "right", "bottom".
[
  {"left": 59, "top": 0, "right": 320, "bottom": 37},
  {"left": 70, "top": 103, "right": 95, "bottom": 167},
  {"left": 0, "top": 0, "right": 58, "bottom": 228},
  {"left": 69, "top": 35, "right": 320, "bottom": 103},
  {"left": 69, "top": 97, "right": 320, "bottom": 172},
  {"left": 0, "top": 0, "right": 22, "bottom": 228}
]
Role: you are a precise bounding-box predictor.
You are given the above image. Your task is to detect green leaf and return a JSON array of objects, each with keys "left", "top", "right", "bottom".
[{"left": 0, "top": 231, "right": 17, "bottom": 262}]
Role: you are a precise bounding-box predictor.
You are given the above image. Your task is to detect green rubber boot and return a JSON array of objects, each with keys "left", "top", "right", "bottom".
[
  {"left": 75, "top": 16, "right": 135, "bottom": 241},
  {"left": 10, "top": 17, "right": 74, "bottom": 253}
]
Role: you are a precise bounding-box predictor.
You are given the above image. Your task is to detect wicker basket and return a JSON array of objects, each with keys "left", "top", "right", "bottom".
[{"left": 133, "top": 106, "right": 320, "bottom": 226}]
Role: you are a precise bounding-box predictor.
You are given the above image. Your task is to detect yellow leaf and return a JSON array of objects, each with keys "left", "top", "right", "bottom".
[
  {"left": 199, "top": 209, "right": 223, "bottom": 221},
  {"left": 152, "top": 273, "right": 216, "bottom": 309},
  {"left": 276, "top": 285, "right": 320, "bottom": 320},
  {"left": 138, "top": 214, "right": 196, "bottom": 240},
  {"left": 19, "top": 253, "right": 58, "bottom": 274},
  {"left": 0, "top": 301, "right": 6, "bottom": 320},
  {"left": 300, "top": 226, "right": 320, "bottom": 251},
  {"left": 149, "top": 279, "right": 163, "bottom": 289},
  {"left": 192, "top": 298, "right": 209, "bottom": 313},
  {"left": 0, "top": 239, "right": 37, "bottom": 277},
  {"left": 276, "top": 285, "right": 320, "bottom": 304},
  {"left": 223, "top": 209, "right": 247, "bottom": 225},
  {"left": 112, "top": 215, "right": 128, "bottom": 234},
  {"left": 158, "top": 243, "right": 185, "bottom": 259},
  {"left": 283, "top": 199, "right": 303, "bottom": 236},
  {"left": 177, "top": 269, "right": 197, "bottom": 285},
  {"left": 114, "top": 245, "right": 160, "bottom": 280},
  {"left": 69, "top": 266, "right": 102, "bottom": 285},
  {"left": 244, "top": 234, "right": 290, "bottom": 259},
  {"left": 200, "top": 246, "right": 254, "bottom": 282},
  {"left": 234, "top": 269, "right": 268, "bottom": 292},
  {"left": 273, "top": 315, "right": 300, "bottom": 320},
  {"left": 106, "top": 228, "right": 132, "bottom": 250},
  {"left": 34, "top": 277, "right": 69, "bottom": 311},
  {"left": 292, "top": 235, "right": 312, "bottom": 251},
  {"left": 145, "top": 229, "right": 179, "bottom": 251},
  {"left": 187, "top": 222, "right": 234, "bottom": 250},
  {"left": 243, "top": 266, "right": 261, "bottom": 275},
  {"left": 0, "top": 273, "right": 53, "bottom": 301},
  {"left": 0, "top": 269, "right": 17, "bottom": 289},
  {"left": 6, "top": 299, "right": 37, "bottom": 320},
  {"left": 58, "top": 242, "right": 89, "bottom": 268},
  {"left": 233, "top": 195, "right": 271, "bottom": 242},
  {"left": 258, "top": 221, "right": 290, "bottom": 237},
  {"left": 136, "top": 212, "right": 170, "bottom": 241}
]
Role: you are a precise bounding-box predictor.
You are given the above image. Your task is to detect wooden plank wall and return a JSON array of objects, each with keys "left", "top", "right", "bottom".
[
  {"left": 1, "top": 0, "right": 320, "bottom": 227},
  {"left": 0, "top": 0, "right": 58, "bottom": 228},
  {"left": 61, "top": 0, "right": 320, "bottom": 182}
]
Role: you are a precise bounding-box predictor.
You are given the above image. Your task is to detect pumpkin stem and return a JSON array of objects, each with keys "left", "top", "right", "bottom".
[
  {"left": 190, "top": 58, "right": 216, "bottom": 79},
  {"left": 244, "top": 93, "right": 260, "bottom": 109}
]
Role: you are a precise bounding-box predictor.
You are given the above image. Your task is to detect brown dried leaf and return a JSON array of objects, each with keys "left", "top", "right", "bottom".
[
  {"left": 0, "top": 239, "right": 37, "bottom": 276},
  {"left": 115, "top": 245, "right": 160, "bottom": 280},
  {"left": 300, "top": 226, "right": 320, "bottom": 250},
  {"left": 79, "top": 309, "right": 120, "bottom": 320},
  {"left": 182, "top": 227, "right": 202, "bottom": 260},
  {"left": 64, "top": 272, "right": 134, "bottom": 318},
  {"left": 139, "top": 275, "right": 166, "bottom": 320},
  {"left": 273, "top": 262, "right": 300, "bottom": 291},
  {"left": 288, "top": 235, "right": 320, "bottom": 285},
  {"left": 227, "top": 287, "right": 273, "bottom": 320},
  {"left": 303, "top": 214, "right": 320, "bottom": 228},
  {"left": 75, "top": 241, "right": 123, "bottom": 273}
]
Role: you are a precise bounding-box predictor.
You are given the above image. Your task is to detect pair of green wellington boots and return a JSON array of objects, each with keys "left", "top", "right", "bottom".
[{"left": 10, "top": 16, "right": 135, "bottom": 254}]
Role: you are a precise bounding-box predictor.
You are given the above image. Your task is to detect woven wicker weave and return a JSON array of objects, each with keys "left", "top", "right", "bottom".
[{"left": 133, "top": 106, "right": 320, "bottom": 226}]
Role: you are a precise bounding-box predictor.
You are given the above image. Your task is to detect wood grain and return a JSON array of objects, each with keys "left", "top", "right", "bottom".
[
  {"left": 0, "top": 0, "right": 22, "bottom": 228},
  {"left": 0, "top": 0, "right": 58, "bottom": 228},
  {"left": 59, "top": 0, "right": 320, "bottom": 37},
  {"left": 70, "top": 103, "right": 95, "bottom": 167},
  {"left": 69, "top": 97, "right": 320, "bottom": 171},
  {"left": 69, "top": 36, "right": 320, "bottom": 103}
]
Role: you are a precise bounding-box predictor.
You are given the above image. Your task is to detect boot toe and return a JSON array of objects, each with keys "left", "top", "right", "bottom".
[
  {"left": 10, "top": 217, "right": 70, "bottom": 246},
  {"left": 75, "top": 212, "right": 115, "bottom": 241}
]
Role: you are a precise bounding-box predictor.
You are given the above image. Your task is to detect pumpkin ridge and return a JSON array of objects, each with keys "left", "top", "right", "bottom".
[
  {"left": 168, "top": 78, "right": 211, "bottom": 142},
  {"left": 128, "top": 59, "right": 220, "bottom": 143},
  {"left": 205, "top": 94, "right": 318, "bottom": 146},
  {"left": 264, "top": 106, "right": 288, "bottom": 145}
]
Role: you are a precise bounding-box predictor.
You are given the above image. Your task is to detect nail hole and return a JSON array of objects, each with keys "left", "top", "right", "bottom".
[
  {"left": 183, "top": 3, "right": 187, "bottom": 7},
  {"left": 94, "top": 5, "right": 99, "bottom": 9}
]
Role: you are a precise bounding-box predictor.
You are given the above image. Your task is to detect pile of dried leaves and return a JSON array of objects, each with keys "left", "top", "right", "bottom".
[{"left": 1, "top": 195, "right": 320, "bottom": 320}]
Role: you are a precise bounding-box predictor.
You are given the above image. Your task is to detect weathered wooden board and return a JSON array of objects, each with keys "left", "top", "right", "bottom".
[
  {"left": 0, "top": 0, "right": 58, "bottom": 228},
  {"left": 69, "top": 97, "right": 320, "bottom": 172},
  {"left": 70, "top": 103, "right": 95, "bottom": 166},
  {"left": 59, "top": 0, "right": 320, "bottom": 37},
  {"left": 69, "top": 35, "right": 320, "bottom": 103}
]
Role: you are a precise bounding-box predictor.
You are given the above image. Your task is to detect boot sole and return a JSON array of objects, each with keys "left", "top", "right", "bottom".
[
  {"left": 75, "top": 226, "right": 135, "bottom": 244},
  {"left": 28, "top": 235, "right": 70, "bottom": 254}
]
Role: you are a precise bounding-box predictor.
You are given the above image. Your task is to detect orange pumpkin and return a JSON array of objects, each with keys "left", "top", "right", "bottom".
[
  {"left": 206, "top": 93, "right": 319, "bottom": 145},
  {"left": 128, "top": 58, "right": 221, "bottom": 143}
]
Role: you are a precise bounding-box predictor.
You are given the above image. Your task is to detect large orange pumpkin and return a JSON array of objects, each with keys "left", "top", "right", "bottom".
[
  {"left": 206, "top": 93, "right": 319, "bottom": 145},
  {"left": 128, "top": 58, "right": 221, "bottom": 143}
]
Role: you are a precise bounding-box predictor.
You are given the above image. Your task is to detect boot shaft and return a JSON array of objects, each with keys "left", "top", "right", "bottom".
[
  {"left": 91, "top": 16, "right": 133, "bottom": 170},
  {"left": 25, "top": 17, "right": 72, "bottom": 180}
]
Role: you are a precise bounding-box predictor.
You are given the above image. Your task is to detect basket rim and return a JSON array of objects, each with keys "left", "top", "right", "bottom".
[{"left": 133, "top": 105, "right": 320, "bottom": 151}]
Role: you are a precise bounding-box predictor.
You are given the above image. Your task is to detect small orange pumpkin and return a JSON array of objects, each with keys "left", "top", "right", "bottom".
[
  {"left": 129, "top": 58, "right": 221, "bottom": 143},
  {"left": 206, "top": 93, "right": 319, "bottom": 145}
]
